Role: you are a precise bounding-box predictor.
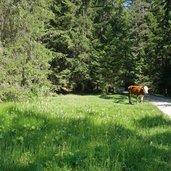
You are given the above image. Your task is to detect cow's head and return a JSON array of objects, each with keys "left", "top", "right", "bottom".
[{"left": 143, "top": 86, "right": 148, "bottom": 94}]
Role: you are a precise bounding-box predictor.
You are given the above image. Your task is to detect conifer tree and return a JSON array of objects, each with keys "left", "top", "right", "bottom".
[
  {"left": 45, "top": 0, "right": 94, "bottom": 91},
  {"left": 124, "top": 0, "right": 158, "bottom": 88},
  {"left": 0, "top": 0, "right": 53, "bottom": 100},
  {"left": 151, "top": 0, "right": 171, "bottom": 94},
  {"left": 91, "top": 0, "right": 130, "bottom": 92}
]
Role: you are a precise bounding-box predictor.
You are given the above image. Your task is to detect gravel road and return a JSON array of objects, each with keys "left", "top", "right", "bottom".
[{"left": 146, "top": 95, "right": 171, "bottom": 117}]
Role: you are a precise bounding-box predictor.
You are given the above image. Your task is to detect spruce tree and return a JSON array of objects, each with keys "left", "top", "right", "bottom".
[
  {"left": 151, "top": 0, "right": 171, "bottom": 94},
  {"left": 0, "top": 0, "right": 53, "bottom": 100},
  {"left": 45, "top": 0, "right": 94, "bottom": 91},
  {"left": 91, "top": 0, "right": 130, "bottom": 92},
  {"left": 127, "top": 0, "right": 154, "bottom": 86}
]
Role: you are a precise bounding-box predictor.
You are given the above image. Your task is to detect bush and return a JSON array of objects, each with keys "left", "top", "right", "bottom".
[
  {"left": 0, "top": 84, "right": 29, "bottom": 102},
  {"left": 0, "top": 83, "right": 55, "bottom": 102}
]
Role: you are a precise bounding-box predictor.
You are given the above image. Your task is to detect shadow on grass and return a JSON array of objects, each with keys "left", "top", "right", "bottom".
[
  {"left": 99, "top": 94, "right": 129, "bottom": 104},
  {"left": 99, "top": 94, "right": 114, "bottom": 100},
  {"left": 136, "top": 115, "right": 171, "bottom": 128},
  {"left": 135, "top": 115, "right": 171, "bottom": 160},
  {"left": 0, "top": 106, "right": 171, "bottom": 171}
]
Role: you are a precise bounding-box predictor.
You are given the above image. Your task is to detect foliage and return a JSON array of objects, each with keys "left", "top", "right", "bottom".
[
  {"left": 0, "top": 0, "right": 171, "bottom": 99},
  {"left": 0, "top": 0, "right": 53, "bottom": 100},
  {"left": 43, "top": 0, "right": 94, "bottom": 91},
  {"left": 45, "top": 0, "right": 171, "bottom": 94}
]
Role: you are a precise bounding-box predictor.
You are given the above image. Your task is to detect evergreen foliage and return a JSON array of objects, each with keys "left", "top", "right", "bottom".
[
  {"left": 0, "top": 0, "right": 53, "bottom": 100},
  {"left": 0, "top": 0, "right": 171, "bottom": 100}
]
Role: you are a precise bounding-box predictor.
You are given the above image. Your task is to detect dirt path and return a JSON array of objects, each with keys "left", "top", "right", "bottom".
[{"left": 146, "top": 95, "right": 171, "bottom": 117}]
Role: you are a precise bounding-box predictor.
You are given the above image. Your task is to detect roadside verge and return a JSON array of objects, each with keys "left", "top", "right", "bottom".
[{"left": 146, "top": 95, "right": 171, "bottom": 117}]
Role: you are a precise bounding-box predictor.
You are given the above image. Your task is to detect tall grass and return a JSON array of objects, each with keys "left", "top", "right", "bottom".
[{"left": 0, "top": 94, "right": 171, "bottom": 171}]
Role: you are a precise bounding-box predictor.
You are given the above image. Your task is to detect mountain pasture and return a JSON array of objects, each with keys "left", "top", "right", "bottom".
[{"left": 0, "top": 94, "right": 171, "bottom": 171}]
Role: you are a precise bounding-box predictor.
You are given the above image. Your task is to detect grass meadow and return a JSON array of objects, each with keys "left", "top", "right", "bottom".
[{"left": 0, "top": 94, "right": 171, "bottom": 171}]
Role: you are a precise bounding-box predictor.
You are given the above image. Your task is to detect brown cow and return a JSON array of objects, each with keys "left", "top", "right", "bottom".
[{"left": 128, "top": 85, "right": 148, "bottom": 104}]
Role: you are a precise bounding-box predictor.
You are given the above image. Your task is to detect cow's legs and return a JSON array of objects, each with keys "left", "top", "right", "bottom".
[
  {"left": 137, "top": 95, "right": 144, "bottom": 103},
  {"left": 128, "top": 92, "right": 132, "bottom": 104},
  {"left": 140, "top": 96, "right": 144, "bottom": 103},
  {"left": 137, "top": 96, "right": 140, "bottom": 103}
]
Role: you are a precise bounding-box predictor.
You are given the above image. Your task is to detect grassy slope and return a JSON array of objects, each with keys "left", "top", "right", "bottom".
[{"left": 0, "top": 94, "right": 171, "bottom": 171}]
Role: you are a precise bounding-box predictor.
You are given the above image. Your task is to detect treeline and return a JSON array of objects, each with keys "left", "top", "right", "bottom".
[{"left": 0, "top": 0, "right": 171, "bottom": 100}]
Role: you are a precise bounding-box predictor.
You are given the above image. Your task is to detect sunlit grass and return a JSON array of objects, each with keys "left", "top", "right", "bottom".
[{"left": 0, "top": 94, "right": 171, "bottom": 171}]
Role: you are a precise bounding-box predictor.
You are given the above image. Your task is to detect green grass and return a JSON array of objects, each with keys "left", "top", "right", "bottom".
[{"left": 0, "top": 94, "right": 171, "bottom": 171}]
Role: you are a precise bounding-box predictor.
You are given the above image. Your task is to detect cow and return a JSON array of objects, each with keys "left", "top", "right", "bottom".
[{"left": 128, "top": 85, "right": 148, "bottom": 104}]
